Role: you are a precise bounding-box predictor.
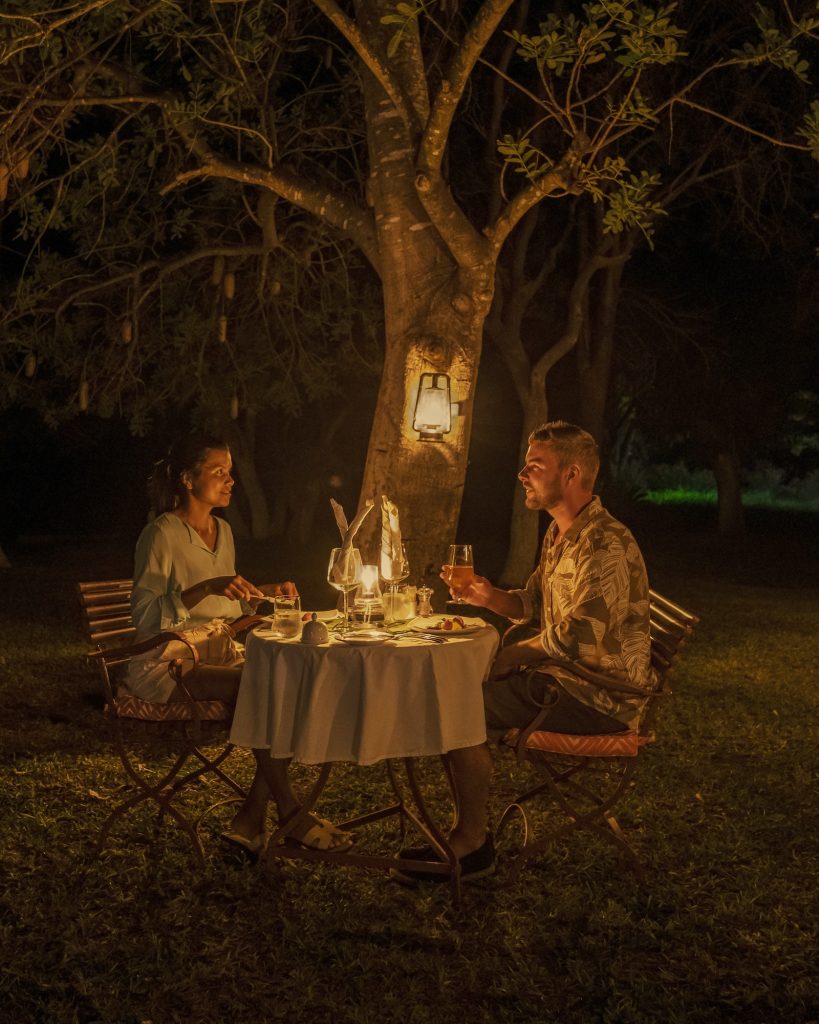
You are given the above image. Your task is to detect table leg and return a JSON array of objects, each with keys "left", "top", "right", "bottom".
[{"left": 258, "top": 755, "right": 463, "bottom": 904}]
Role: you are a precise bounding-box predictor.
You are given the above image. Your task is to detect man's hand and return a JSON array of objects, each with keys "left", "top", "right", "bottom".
[
  {"left": 441, "top": 569, "right": 527, "bottom": 621},
  {"left": 441, "top": 570, "right": 494, "bottom": 607},
  {"left": 489, "top": 635, "right": 549, "bottom": 680}
]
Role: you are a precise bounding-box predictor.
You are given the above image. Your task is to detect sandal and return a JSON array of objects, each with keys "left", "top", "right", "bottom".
[
  {"left": 283, "top": 814, "right": 354, "bottom": 852},
  {"left": 390, "top": 833, "right": 495, "bottom": 885},
  {"left": 219, "top": 830, "right": 270, "bottom": 863}
]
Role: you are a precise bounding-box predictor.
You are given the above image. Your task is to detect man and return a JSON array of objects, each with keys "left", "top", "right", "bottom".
[{"left": 394, "top": 421, "right": 654, "bottom": 884}]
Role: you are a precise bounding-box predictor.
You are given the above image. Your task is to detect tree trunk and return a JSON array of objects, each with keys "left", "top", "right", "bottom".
[
  {"left": 577, "top": 258, "right": 626, "bottom": 444},
  {"left": 499, "top": 376, "right": 548, "bottom": 586},
  {"left": 227, "top": 417, "right": 271, "bottom": 540},
  {"left": 353, "top": 11, "right": 495, "bottom": 590},
  {"left": 712, "top": 448, "right": 745, "bottom": 536}
]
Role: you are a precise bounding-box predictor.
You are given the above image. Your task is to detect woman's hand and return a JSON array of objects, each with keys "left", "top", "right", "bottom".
[
  {"left": 206, "top": 574, "right": 266, "bottom": 603},
  {"left": 258, "top": 581, "right": 300, "bottom": 600}
]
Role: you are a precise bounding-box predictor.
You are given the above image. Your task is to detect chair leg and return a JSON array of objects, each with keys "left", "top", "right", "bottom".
[
  {"left": 502, "top": 755, "right": 642, "bottom": 877},
  {"left": 95, "top": 733, "right": 240, "bottom": 865}
]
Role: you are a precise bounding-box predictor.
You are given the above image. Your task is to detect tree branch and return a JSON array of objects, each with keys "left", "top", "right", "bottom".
[
  {"left": 161, "top": 158, "right": 380, "bottom": 273},
  {"left": 672, "top": 96, "right": 812, "bottom": 153},
  {"left": 485, "top": 133, "right": 590, "bottom": 255},
  {"left": 310, "top": 0, "right": 417, "bottom": 130},
  {"left": 535, "top": 248, "right": 628, "bottom": 378},
  {"left": 419, "top": 0, "right": 516, "bottom": 173}
]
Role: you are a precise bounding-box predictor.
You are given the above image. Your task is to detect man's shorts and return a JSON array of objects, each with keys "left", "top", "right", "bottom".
[{"left": 483, "top": 671, "right": 628, "bottom": 742}]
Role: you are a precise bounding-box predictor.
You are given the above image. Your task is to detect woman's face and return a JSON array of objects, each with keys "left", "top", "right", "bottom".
[{"left": 183, "top": 448, "right": 234, "bottom": 509}]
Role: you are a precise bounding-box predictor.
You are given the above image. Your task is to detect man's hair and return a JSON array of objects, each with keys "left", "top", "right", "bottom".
[{"left": 528, "top": 420, "right": 600, "bottom": 489}]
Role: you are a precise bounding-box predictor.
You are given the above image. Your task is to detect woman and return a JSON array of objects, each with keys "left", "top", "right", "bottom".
[{"left": 128, "top": 433, "right": 351, "bottom": 855}]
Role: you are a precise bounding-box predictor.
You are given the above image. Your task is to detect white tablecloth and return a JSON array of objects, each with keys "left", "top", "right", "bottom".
[{"left": 230, "top": 620, "right": 499, "bottom": 765}]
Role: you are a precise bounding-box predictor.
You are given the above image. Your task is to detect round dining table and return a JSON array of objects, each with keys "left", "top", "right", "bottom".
[{"left": 229, "top": 617, "right": 500, "bottom": 901}]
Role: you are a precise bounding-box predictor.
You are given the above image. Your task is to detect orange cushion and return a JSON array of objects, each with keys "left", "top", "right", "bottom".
[
  {"left": 502, "top": 727, "right": 644, "bottom": 758},
  {"left": 113, "top": 694, "right": 232, "bottom": 722}
]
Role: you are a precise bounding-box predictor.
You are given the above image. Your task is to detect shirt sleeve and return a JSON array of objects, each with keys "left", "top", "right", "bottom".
[
  {"left": 539, "top": 545, "right": 613, "bottom": 664},
  {"left": 507, "top": 562, "right": 543, "bottom": 625},
  {"left": 131, "top": 523, "right": 190, "bottom": 635}
]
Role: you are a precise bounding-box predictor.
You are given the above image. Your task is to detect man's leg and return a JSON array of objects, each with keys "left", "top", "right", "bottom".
[{"left": 444, "top": 743, "right": 493, "bottom": 857}]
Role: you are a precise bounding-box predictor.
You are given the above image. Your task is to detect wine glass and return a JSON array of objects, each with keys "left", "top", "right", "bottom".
[
  {"left": 327, "top": 547, "right": 363, "bottom": 633},
  {"left": 443, "top": 544, "right": 474, "bottom": 595},
  {"left": 381, "top": 543, "right": 409, "bottom": 620}
]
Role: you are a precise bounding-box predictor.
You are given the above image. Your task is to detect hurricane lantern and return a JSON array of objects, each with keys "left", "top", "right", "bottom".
[{"left": 412, "top": 372, "right": 452, "bottom": 442}]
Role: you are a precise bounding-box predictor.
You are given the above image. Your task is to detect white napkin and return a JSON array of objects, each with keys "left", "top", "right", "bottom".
[
  {"left": 380, "top": 495, "right": 404, "bottom": 581},
  {"left": 330, "top": 498, "right": 374, "bottom": 583}
]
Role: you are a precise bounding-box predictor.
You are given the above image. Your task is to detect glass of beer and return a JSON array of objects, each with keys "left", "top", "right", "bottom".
[{"left": 443, "top": 544, "right": 474, "bottom": 590}]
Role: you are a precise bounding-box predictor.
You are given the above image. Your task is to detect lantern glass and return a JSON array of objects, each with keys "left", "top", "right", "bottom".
[{"left": 412, "top": 372, "right": 452, "bottom": 441}]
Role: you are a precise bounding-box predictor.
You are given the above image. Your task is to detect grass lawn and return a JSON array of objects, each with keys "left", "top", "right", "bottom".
[{"left": 0, "top": 509, "right": 817, "bottom": 1024}]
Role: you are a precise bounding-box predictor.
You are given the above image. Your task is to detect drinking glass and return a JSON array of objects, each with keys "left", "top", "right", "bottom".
[
  {"left": 384, "top": 584, "right": 416, "bottom": 623},
  {"left": 272, "top": 595, "right": 302, "bottom": 639},
  {"left": 381, "top": 543, "right": 410, "bottom": 619},
  {"left": 327, "top": 547, "right": 363, "bottom": 633},
  {"left": 443, "top": 544, "right": 474, "bottom": 592}
]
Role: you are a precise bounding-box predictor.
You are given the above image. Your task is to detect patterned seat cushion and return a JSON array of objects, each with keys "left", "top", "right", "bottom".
[
  {"left": 113, "top": 693, "right": 232, "bottom": 722},
  {"left": 502, "top": 727, "right": 648, "bottom": 758}
]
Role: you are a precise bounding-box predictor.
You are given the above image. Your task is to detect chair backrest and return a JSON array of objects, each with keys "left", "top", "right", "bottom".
[
  {"left": 643, "top": 589, "right": 698, "bottom": 734},
  {"left": 77, "top": 579, "right": 136, "bottom": 699},
  {"left": 78, "top": 579, "right": 135, "bottom": 648}
]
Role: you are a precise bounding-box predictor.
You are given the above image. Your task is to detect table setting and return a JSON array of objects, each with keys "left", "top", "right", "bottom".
[{"left": 228, "top": 496, "right": 498, "bottom": 900}]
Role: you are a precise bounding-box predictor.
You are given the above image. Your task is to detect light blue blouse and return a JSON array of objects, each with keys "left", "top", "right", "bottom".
[{"left": 130, "top": 511, "right": 244, "bottom": 639}]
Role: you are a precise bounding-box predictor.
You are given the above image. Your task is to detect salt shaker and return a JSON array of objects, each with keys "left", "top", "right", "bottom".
[{"left": 416, "top": 584, "right": 434, "bottom": 618}]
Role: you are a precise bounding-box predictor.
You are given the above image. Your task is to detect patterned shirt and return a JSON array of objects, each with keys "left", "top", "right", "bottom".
[{"left": 510, "top": 496, "right": 654, "bottom": 728}]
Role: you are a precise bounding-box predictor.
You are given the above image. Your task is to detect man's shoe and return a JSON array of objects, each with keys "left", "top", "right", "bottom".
[{"left": 390, "top": 833, "right": 495, "bottom": 885}]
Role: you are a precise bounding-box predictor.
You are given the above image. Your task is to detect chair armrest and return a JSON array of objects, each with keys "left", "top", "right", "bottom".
[
  {"left": 528, "top": 659, "right": 651, "bottom": 698},
  {"left": 227, "top": 614, "right": 265, "bottom": 638},
  {"left": 88, "top": 630, "right": 190, "bottom": 662},
  {"left": 88, "top": 630, "right": 202, "bottom": 689}
]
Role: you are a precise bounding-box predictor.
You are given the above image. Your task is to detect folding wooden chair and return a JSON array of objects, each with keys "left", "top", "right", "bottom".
[
  {"left": 496, "top": 590, "right": 698, "bottom": 877},
  {"left": 78, "top": 580, "right": 249, "bottom": 864}
]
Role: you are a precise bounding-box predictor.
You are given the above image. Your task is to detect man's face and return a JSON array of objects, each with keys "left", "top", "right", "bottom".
[{"left": 518, "top": 441, "right": 567, "bottom": 511}]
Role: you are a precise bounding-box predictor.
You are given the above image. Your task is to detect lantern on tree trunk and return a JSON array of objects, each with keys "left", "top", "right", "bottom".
[
  {"left": 24, "top": 353, "right": 37, "bottom": 378},
  {"left": 223, "top": 272, "right": 235, "bottom": 299},
  {"left": 412, "top": 373, "right": 452, "bottom": 441},
  {"left": 218, "top": 315, "right": 228, "bottom": 343},
  {"left": 230, "top": 394, "right": 239, "bottom": 420},
  {"left": 120, "top": 318, "right": 132, "bottom": 344},
  {"left": 79, "top": 380, "right": 89, "bottom": 411}
]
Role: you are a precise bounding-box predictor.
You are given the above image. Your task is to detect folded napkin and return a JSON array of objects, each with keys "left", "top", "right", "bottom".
[
  {"left": 330, "top": 498, "right": 374, "bottom": 584},
  {"left": 380, "top": 495, "right": 405, "bottom": 582}
]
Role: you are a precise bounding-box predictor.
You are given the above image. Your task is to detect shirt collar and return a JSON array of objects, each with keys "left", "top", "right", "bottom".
[{"left": 546, "top": 495, "right": 602, "bottom": 546}]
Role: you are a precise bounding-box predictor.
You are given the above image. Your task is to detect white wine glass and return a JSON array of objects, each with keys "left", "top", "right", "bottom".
[{"left": 327, "top": 547, "right": 363, "bottom": 633}]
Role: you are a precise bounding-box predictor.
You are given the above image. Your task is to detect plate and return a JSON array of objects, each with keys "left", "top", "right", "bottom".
[
  {"left": 422, "top": 620, "right": 484, "bottom": 636},
  {"left": 336, "top": 630, "right": 392, "bottom": 646},
  {"left": 309, "top": 609, "right": 340, "bottom": 623}
]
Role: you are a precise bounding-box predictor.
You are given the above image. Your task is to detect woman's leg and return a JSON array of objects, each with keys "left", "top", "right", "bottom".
[
  {"left": 168, "top": 668, "right": 274, "bottom": 841},
  {"left": 168, "top": 664, "right": 243, "bottom": 702}
]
